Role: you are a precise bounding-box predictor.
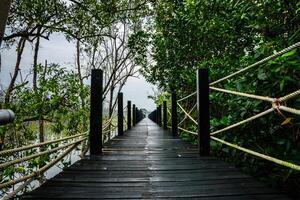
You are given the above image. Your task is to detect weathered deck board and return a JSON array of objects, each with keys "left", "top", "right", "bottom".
[{"left": 22, "top": 118, "right": 289, "bottom": 199}]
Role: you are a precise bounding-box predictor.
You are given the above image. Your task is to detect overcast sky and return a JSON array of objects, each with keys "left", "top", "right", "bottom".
[{"left": 0, "top": 33, "right": 157, "bottom": 111}]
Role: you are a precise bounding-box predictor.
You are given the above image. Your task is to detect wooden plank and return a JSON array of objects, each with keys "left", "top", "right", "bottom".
[{"left": 22, "top": 118, "right": 290, "bottom": 200}]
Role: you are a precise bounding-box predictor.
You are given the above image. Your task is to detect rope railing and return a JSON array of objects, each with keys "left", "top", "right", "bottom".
[
  {"left": 102, "top": 113, "right": 119, "bottom": 133},
  {"left": 80, "top": 143, "right": 89, "bottom": 158},
  {"left": 167, "top": 108, "right": 172, "bottom": 124},
  {"left": 178, "top": 103, "right": 196, "bottom": 126},
  {"left": 177, "top": 91, "right": 196, "bottom": 102},
  {"left": 210, "top": 108, "right": 274, "bottom": 135},
  {"left": 0, "top": 141, "right": 81, "bottom": 190},
  {"left": 209, "top": 87, "right": 274, "bottom": 102},
  {"left": 279, "top": 106, "right": 300, "bottom": 116},
  {"left": 0, "top": 132, "right": 87, "bottom": 156},
  {"left": 210, "top": 42, "right": 300, "bottom": 86},
  {"left": 167, "top": 42, "right": 300, "bottom": 171},
  {"left": 0, "top": 137, "right": 87, "bottom": 169},
  {"left": 208, "top": 82, "right": 300, "bottom": 135},
  {"left": 279, "top": 89, "right": 300, "bottom": 102},
  {"left": 123, "top": 116, "right": 127, "bottom": 130},
  {"left": 164, "top": 95, "right": 198, "bottom": 137},
  {"left": 177, "top": 102, "right": 198, "bottom": 125},
  {"left": 0, "top": 117, "right": 116, "bottom": 193},
  {"left": 0, "top": 117, "right": 117, "bottom": 194},
  {"left": 122, "top": 105, "right": 127, "bottom": 130},
  {"left": 102, "top": 124, "right": 118, "bottom": 134},
  {"left": 211, "top": 136, "right": 300, "bottom": 171},
  {"left": 0, "top": 134, "right": 94, "bottom": 198},
  {"left": 209, "top": 87, "right": 300, "bottom": 117},
  {"left": 178, "top": 126, "right": 197, "bottom": 135},
  {"left": 2, "top": 177, "right": 35, "bottom": 200},
  {"left": 103, "top": 117, "right": 113, "bottom": 130},
  {"left": 175, "top": 102, "right": 300, "bottom": 171}
]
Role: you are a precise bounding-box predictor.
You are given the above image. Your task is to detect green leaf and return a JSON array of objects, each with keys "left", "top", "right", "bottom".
[
  {"left": 257, "top": 71, "right": 267, "bottom": 80},
  {"left": 279, "top": 79, "right": 285, "bottom": 91},
  {"left": 281, "top": 50, "right": 296, "bottom": 58}
]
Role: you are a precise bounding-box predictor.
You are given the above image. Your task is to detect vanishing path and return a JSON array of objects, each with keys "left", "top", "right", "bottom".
[{"left": 23, "top": 118, "right": 289, "bottom": 199}]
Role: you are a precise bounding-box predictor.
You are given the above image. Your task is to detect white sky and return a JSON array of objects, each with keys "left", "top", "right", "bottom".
[{"left": 0, "top": 33, "right": 157, "bottom": 111}]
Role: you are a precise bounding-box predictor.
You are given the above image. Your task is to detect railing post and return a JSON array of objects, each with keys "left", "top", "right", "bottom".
[
  {"left": 132, "top": 104, "right": 136, "bottom": 126},
  {"left": 135, "top": 106, "right": 138, "bottom": 124},
  {"left": 136, "top": 108, "right": 141, "bottom": 123},
  {"left": 117, "top": 92, "right": 124, "bottom": 136},
  {"left": 89, "top": 69, "right": 103, "bottom": 155},
  {"left": 156, "top": 107, "right": 159, "bottom": 124},
  {"left": 152, "top": 109, "right": 157, "bottom": 123},
  {"left": 163, "top": 101, "right": 167, "bottom": 130},
  {"left": 158, "top": 105, "right": 162, "bottom": 126},
  {"left": 171, "top": 91, "right": 178, "bottom": 136},
  {"left": 127, "top": 101, "right": 131, "bottom": 130},
  {"left": 197, "top": 68, "right": 210, "bottom": 156},
  {"left": 136, "top": 108, "right": 140, "bottom": 123}
]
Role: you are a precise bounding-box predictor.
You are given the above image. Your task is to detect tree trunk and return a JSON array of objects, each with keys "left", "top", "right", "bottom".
[
  {"left": 76, "top": 39, "right": 83, "bottom": 86},
  {"left": 33, "top": 26, "right": 42, "bottom": 90},
  {"left": 5, "top": 38, "right": 26, "bottom": 104},
  {"left": 108, "top": 85, "right": 115, "bottom": 140},
  {"left": 38, "top": 61, "right": 49, "bottom": 144},
  {"left": 0, "top": 0, "right": 11, "bottom": 47},
  {"left": 76, "top": 38, "right": 87, "bottom": 130},
  {"left": 32, "top": 27, "right": 45, "bottom": 143},
  {"left": 39, "top": 118, "right": 45, "bottom": 143}
]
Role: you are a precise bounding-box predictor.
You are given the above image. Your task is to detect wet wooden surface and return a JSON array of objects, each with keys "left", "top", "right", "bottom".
[{"left": 23, "top": 118, "right": 289, "bottom": 199}]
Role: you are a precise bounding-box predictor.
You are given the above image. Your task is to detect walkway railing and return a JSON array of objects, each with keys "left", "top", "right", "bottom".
[
  {"left": 150, "top": 42, "right": 300, "bottom": 171},
  {"left": 0, "top": 133, "right": 87, "bottom": 199},
  {"left": 0, "top": 69, "right": 145, "bottom": 198}
]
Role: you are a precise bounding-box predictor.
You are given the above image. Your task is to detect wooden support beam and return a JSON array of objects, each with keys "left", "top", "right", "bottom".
[
  {"left": 127, "top": 101, "right": 131, "bottom": 130},
  {"left": 197, "top": 69, "right": 210, "bottom": 156},
  {"left": 163, "top": 101, "right": 167, "bottom": 130},
  {"left": 132, "top": 104, "right": 136, "bottom": 126},
  {"left": 117, "top": 92, "right": 124, "bottom": 136},
  {"left": 171, "top": 92, "right": 178, "bottom": 136},
  {"left": 89, "top": 69, "right": 103, "bottom": 155},
  {"left": 158, "top": 105, "right": 162, "bottom": 127}
]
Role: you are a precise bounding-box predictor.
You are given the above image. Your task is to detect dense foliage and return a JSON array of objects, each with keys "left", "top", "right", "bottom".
[
  {"left": 1, "top": 0, "right": 150, "bottom": 147},
  {"left": 141, "top": 0, "right": 300, "bottom": 197},
  {"left": 0, "top": 0, "right": 150, "bottom": 195}
]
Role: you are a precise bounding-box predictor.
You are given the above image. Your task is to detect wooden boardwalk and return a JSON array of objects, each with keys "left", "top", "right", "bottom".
[{"left": 23, "top": 118, "right": 289, "bottom": 199}]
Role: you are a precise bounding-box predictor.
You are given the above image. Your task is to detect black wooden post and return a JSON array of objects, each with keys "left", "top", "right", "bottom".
[
  {"left": 127, "top": 101, "right": 131, "bottom": 130},
  {"left": 163, "top": 101, "right": 167, "bottom": 130},
  {"left": 132, "top": 104, "right": 136, "bottom": 126},
  {"left": 197, "top": 69, "right": 210, "bottom": 156},
  {"left": 156, "top": 107, "right": 159, "bottom": 124},
  {"left": 136, "top": 107, "right": 139, "bottom": 124},
  {"left": 135, "top": 106, "right": 137, "bottom": 124},
  {"left": 171, "top": 91, "right": 178, "bottom": 136},
  {"left": 89, "top": 69, "right": 103, "bottom": 155},
  {"left": 117, "top": 92, "right": 124, "bottom": 136},
  {"left": 158, "top": 105, "right": 162, "bottom": 126},
  {"left": 153, "top": 109, "right": 157, "bottom": 123}
]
